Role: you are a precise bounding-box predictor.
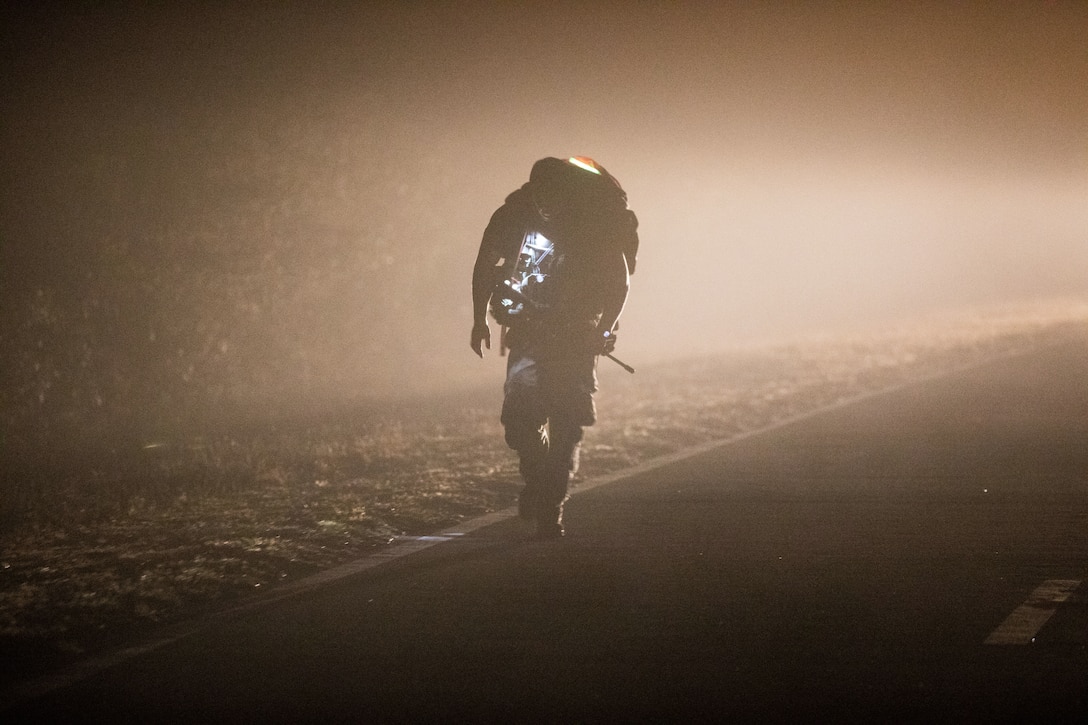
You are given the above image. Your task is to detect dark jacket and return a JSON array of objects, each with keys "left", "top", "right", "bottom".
[{"left": 474, "top": 174, "right": 638, "bottom": 333}]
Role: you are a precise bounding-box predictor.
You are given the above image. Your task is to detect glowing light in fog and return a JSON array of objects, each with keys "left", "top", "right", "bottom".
[{"left": 568, "top": 157, "right": 601, "bottom": 175}]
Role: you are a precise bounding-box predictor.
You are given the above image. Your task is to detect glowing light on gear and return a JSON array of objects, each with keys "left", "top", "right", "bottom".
[
  {"left": 568, "top": 156, "right": 602, "bottom": 175},
  {"left": 490, "top": 231, "right": 556, "bottom": 321},
  {"left": 510, "top": 232, "right": 554, "bottom": 293}
]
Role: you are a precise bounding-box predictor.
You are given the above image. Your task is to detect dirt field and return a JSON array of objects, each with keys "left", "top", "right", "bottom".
[{"left": 2, "top": 301, "right": 1085, "bottom": 684}]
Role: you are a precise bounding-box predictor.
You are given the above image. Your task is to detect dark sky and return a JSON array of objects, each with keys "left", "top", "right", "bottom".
[{"left": 2, "top": 1, "right": 1086, "bottom": 402}]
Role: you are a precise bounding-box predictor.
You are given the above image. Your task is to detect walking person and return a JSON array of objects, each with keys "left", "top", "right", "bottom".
[{"left": 470, "top": 156, "right": 639, "bottom": 538}]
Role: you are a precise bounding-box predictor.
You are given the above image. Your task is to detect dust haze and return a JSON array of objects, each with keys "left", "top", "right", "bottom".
[{"left": 2, "top": 2, "right": 1085, "bottom": 445}]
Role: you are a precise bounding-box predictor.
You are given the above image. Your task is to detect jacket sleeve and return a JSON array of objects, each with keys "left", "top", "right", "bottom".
[
  {"left": 472, "top": 197, "right": 525, "bottom": 324},
  {"left": 619, "top": 208, "right": 639, "bottom": 276}
]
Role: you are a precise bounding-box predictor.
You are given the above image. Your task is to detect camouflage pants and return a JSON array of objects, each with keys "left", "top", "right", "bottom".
[{"left": 500, "top": 340, "right": 598, "bottom": 508}]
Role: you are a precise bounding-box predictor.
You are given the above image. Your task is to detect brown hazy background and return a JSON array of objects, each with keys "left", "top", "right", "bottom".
[{"left": 1, "top": 2, "right": 1085, "bottom": 444}]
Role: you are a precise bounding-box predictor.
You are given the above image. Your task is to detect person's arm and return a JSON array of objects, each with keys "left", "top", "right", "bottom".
[
  {"left": 620, "top": 208, "right": 639, "bottom": 276},
  {"left": 470, "top": 241, "right": 501, "bottom": 357},
  {"left": 596, "top": 249, "right": 630, "bottom": 337},
  {"left": 471, "top": 201, "right": 521, "bottom": 357},
  {"left": 597, "top": 209, "right": 637, "bottom": 338}
]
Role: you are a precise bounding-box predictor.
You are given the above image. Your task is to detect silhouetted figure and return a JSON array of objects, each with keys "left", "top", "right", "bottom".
[{"left": 471, "top": 157, "right": 639, "bottom": 538}]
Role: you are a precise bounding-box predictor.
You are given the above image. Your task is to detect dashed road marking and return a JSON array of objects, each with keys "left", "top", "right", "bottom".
[{"left": 984, "top": 579, "right": 1081, "bottom": 645}]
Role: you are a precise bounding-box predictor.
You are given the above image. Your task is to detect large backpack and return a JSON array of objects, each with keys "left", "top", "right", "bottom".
[{"left": 489, "top": 157, "right": 637, "bottom": 326}]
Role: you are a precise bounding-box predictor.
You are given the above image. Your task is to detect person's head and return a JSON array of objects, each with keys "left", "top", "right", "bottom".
[{"left": 529, "top": 157, "right": 570, "bottom": 220}]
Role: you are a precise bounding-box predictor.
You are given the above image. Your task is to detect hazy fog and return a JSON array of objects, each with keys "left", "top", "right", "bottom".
[{"left": 2, "top": 2, "right": 1085, "bottom": 436}]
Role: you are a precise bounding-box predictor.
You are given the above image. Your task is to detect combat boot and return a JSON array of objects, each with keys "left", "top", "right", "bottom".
[
  {"left": 535, "top": 503, "right": 564, "bottom": 539},
  {"left": 517, "top": 485, "right": 540, "bottom": 520}
]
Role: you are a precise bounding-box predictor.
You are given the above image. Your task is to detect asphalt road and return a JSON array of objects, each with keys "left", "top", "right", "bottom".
[{"left": 5, "top": 333, "right": 1088, "bottom": 723}]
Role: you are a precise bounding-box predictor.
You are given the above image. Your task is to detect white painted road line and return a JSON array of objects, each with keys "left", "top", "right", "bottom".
[
  {"left": 0, "top": 343, "right": 1061, "bottom": 711},
  {"left": 984, "top": 580, "right": 1081, "bottom": 645}
]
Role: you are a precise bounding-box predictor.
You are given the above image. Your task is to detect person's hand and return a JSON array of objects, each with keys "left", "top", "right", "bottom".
[
  {"left": 600, "top": 328, "right": 617, "bottom": 355},
  {"left": 602, "top": 329, "right": 617, "bottom": 355},
  {"left": 470, "top": 321, "right": 491, "bottom": 357},
  {"left": 584, "top": 327, "right": 617, "bottom": 355}
]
